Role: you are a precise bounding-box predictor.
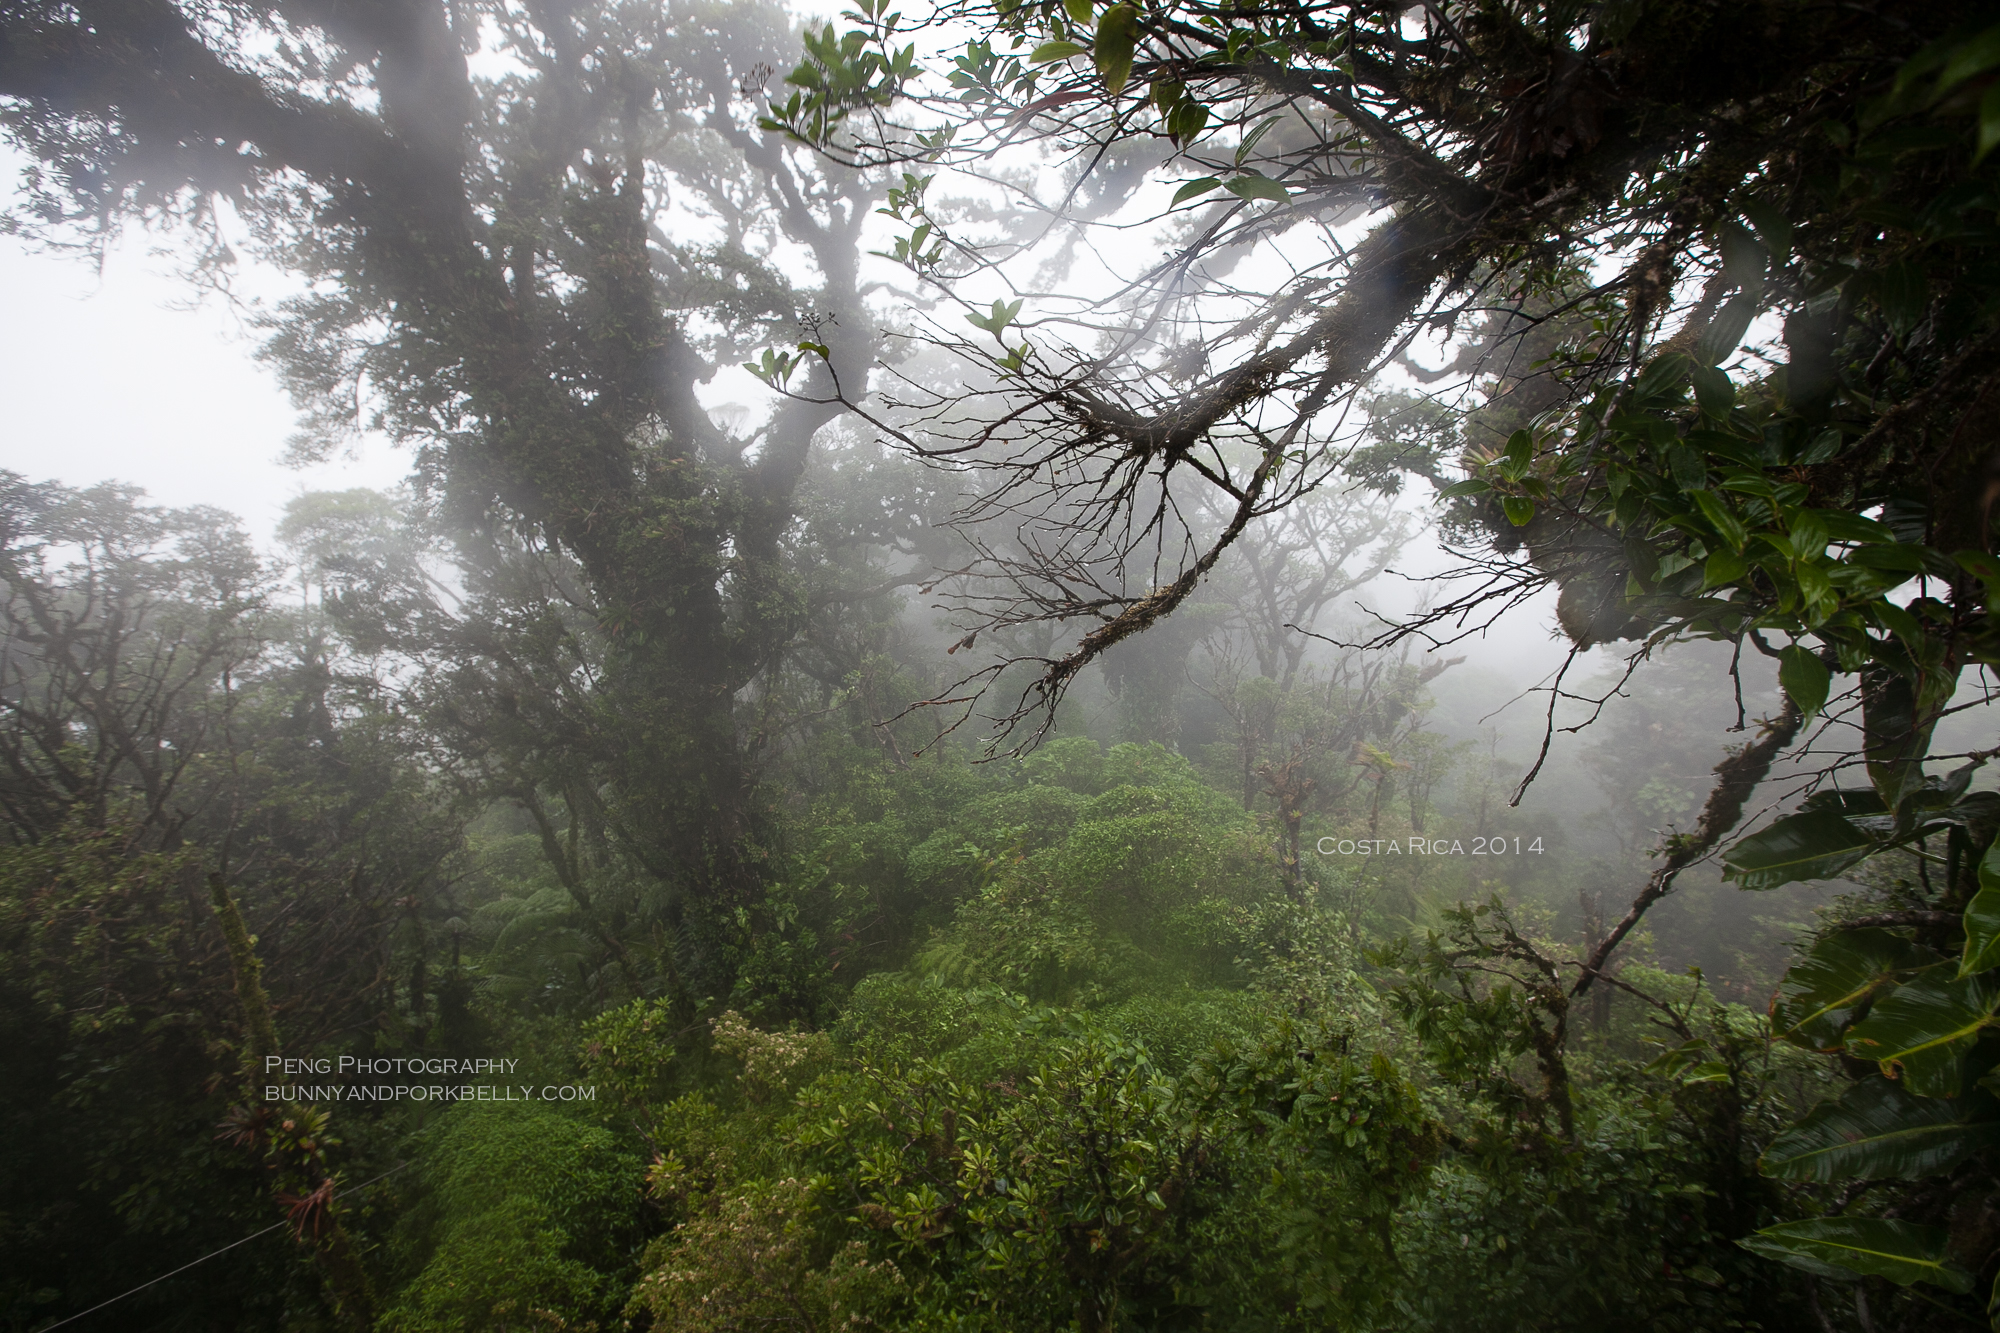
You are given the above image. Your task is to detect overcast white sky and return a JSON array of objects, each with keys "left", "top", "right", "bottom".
[{"left": 0, "top": 229, "right": 408, "bottom": 545}]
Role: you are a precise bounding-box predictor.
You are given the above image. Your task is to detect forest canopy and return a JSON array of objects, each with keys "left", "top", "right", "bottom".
[{"left": 4, "top": 1, "right": 2000, "bottom": 1331}]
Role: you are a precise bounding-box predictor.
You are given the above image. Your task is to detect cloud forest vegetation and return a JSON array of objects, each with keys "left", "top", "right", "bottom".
[{"left": 4, "top": 1, "right": 2000, "bottom": 1331}]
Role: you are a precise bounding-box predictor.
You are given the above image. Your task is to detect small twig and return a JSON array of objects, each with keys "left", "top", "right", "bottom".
[{"left": 1509, "top": 647, "right": 1579, "bottom": 807}]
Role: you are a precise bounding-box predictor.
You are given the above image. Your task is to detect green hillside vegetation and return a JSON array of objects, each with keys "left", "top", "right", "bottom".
[{"left": 0, "top": 507, "right": 1864, "bottom": 1330}]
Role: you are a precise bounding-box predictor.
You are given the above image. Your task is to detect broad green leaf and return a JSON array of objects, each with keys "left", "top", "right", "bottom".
[
  {"left": 1889, "top": 762, "right": 1977, "bottom": 829},
  {"left": 1165, "top": 98, "right": 1209, "bottom": 143},
  {"left": 1436, "top": 478, "right": 1490, "bottom": 499},
  {"left": 1761, "top": 1076, "right": 2000, "bottom": 1181},
  {"left": 1695, "top": 293, "right": 1758, "bottom": 366},
  {"left": 1500, "top": 496, "right": 1536, "bottom": 526},
  {"left": 1863, "top": 669, "right": 1935, "bottom": 810},
  {"left": 1663, "top": 442, "right": 1707, "bottom": 492},
  {"left": 1847, "top": 970, "right": 2000, "bottom": 1097},
  {"left": 1716, "top": 219, "right": 1767, "bottom": 291},
  {"left": 1234, "top": 116, "right": 1279, "bottom": 164},
  {"left": 1795, "top": 559, "right": 1834, "bottom": 615},
  {"left": 1690, "top": 489, "right": 1746, "bottom": 551},
  {"left": 1958, "top": 548, "right": 2000, "bottom": 596},
  {"left": 1093, "top": 4, "right": 1138, "bottom": 95},
  {"left": 1722, "top": 809, "right": 1876, "bottom": 890},
  {"left": 1778, "top": 644, "right": 1831, "bottom": 719},
  {"left": 1963, "top": 843, "right": 2000, "bottom": 977},
  {"left": 1029, "top": 40, "right": 1087, "bottom": 65},
  {"left": 1789, "top": 508, "right": 1830, "bottom": 560},
  {"left": 1697, "top": 431, "right": 1773, "bottom": 469},
  {"left": 1690, "top": 363, "right": 1734, "bottom": 418},
  {"left": 1224, "top": 173, "right": 1289, "bottom": 203},
  {"left": 1801, "top": 787, "right": 1889, "bottom": 817},
  {"left": 1890, "top": 28, "right": 1963, "bottom": 101},
  {"left": 1849, "top": 543, "right": 1930, "bottom": 574},
  {"left": 1890, "top": 791, "right": 2000, "bottom": 847},
  {"left": 1655, "top": 550, "right": 1695, "bottom": 580},
  {"left": 1771, "top": 928, "right": 1939, "bottom": 1050},
  {"left": 1503, "top": 429, "right": 1533, "bottom": 469},
  {"left": 1739, "top": 198, "right": 1792, "bottom": 262},
  {"left": 1738, "top": 1217, "right": 1972, "bottom": 1293},
  {"left": 1644, "top": 1037, "right": 1710, "bottom": 1080},
  {"left": 1876, "top": 260, "right": 1927, "bottom": 339},
  {"left": 1643, "top": 1039, "right": 1728, "bottom": 1083},
  {"left": 1170, "top": 176, "right": 1222, "bottom": 206},
  {"left": 1063, "top": 0, "right": 1094, "bottom": 24},
  {"left": 1821, "top": 512, "right": 1897, "bottom": 544},
  {"left": 1937, "top": 21, "right": 2000, "bottom": 96},
  {"left": 1631, "top": 350, "right": 1691, "bottom": 405},
  {"left": 1702, "top": 547, "right": 1748, "bottom": 589}
]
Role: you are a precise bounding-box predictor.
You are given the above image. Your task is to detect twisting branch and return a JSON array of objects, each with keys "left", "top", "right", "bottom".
[{"left": 1571, "top": 699, "right": 1805, "bottom": 997}]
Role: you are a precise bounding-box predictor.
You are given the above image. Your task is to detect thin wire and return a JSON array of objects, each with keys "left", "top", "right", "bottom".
[{"left": 37, "top": 1160, "right": 411, "bottom": 1332}]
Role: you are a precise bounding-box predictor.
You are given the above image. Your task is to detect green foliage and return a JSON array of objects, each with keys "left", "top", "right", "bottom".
[
  {"left": 1724, "top": 809, "right": 1881, "bottom": 890},
  {"left": 640, "top": 1001, "right": 1437, "bottom": 1332},
  {"left": 629, "top": 1177, "right": 911, "bottom": 1332},
  {"left": 43, "top": 1, "right": 2000, "bottom": 1327},
  {"left": 911, "top": 756, "right": 1265, "bottom": 1003},
  {"left": 0, "top": 477, "right": 460, "bottom": 1329},
  {"left": 1963, "top": 842, "right": 2000, "bottom": 976},
  {"left": 1760, "top": 1076, "right": 2000, "bottom": 1183},
  {"left": 1738, "top": 1217, "right": 1973, "bottom": 1293},
  {"left": 2, "top": 471, "right": 1903, "bottom": 1329},
  {"left": 381, "top": 1103, "right": 645, "bottom": 1332},
  {"left": 1846, "top": 969, "right": 2000, "bottom": 1098},
  {"left": 580, "top": 999, "right": 683, "bottom": 1109},
  {"left": 1019, "top": 734, "right": 1107, "bottom": 793},
  {"left": 1771, "top": 929, "right": 1942, "bottom": 1050},
  {"left": 1381, "top": 899, "right": 1578, "bottom": 1136},
  {"left": 1391, "top": 1134, "right": 1766, "bottom": 1333}
]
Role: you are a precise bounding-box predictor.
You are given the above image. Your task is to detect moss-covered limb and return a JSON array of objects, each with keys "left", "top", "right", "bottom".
[
  {"left": 208, "top": 872, "right": 375, "bottom": 1328},
  {"left": 1571, "top": 699, "right": 1804, "bottom": 998},
  {"left": 207, "top": 871, "right": 281, "bottom": 1078}
]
